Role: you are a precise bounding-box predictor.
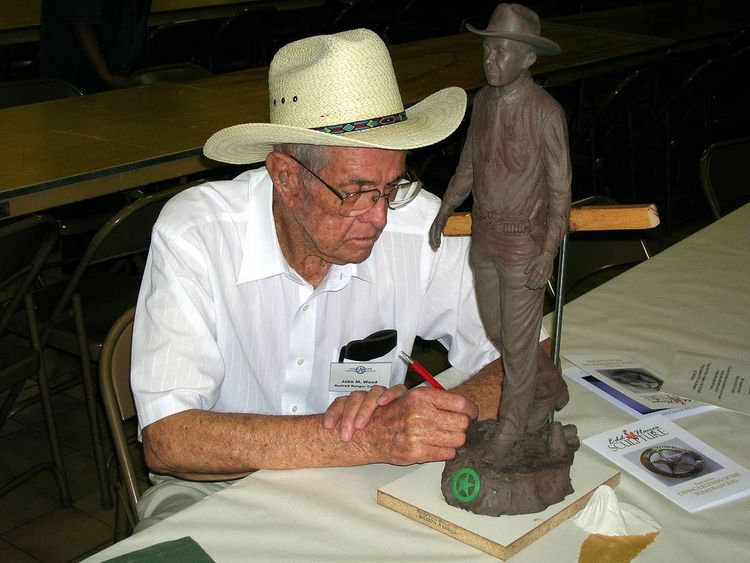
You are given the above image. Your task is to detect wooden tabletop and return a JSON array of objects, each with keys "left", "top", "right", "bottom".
[
  {"left": 0, "top": 0, "right": 315, "bottom": 44},
  {"left": 0, "top": 24, "right": 675, "bottom": 219},
  {"left": 549, "top": 0, "right": 750, "bottom": 52},
  {"left": 390, "top": 23, "right": 673, "bottom": 103}
]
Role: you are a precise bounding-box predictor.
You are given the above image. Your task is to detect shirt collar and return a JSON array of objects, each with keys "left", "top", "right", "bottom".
[
  {"left": 237, "top": 169, "right": 374, "bottom": 286},
  {"left": 495, "top": 71, "right": 534, "bottom": 105},
  {"left": 237, "top": 170, "right": 288, "bottom": 284}
]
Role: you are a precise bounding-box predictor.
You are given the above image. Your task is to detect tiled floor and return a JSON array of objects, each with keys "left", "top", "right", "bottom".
[
  {"left": 0, "top": 196, "right": 713, "bottom": 562},
  {"left": 0, "top": 352, "right": 148, "bottom": 563}
]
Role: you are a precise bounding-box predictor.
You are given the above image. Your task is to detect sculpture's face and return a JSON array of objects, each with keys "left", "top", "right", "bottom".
[{"left": 483, "top": 37, "right": 535, "bottom": 87}]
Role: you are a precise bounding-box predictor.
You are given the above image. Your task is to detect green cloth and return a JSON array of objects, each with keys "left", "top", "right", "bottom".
[{"left": 104, "top": 536, "right": 213, "bottom": 562}]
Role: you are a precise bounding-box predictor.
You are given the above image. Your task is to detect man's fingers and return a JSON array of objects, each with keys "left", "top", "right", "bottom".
[
  {"left": 322, "top": 396, "right": 346, "bottom": 429},
  {"left": 375, "top": 384, "right": 407, "bottom": 407},
  {"left": 411, "top": 387, "right": 479, "bottom": 420},
  {"left": 338, "top": 390, "right": 369, "bottom": 441}
]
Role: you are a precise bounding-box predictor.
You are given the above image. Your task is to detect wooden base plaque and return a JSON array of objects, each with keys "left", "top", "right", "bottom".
[{"left": 378, "top": 458, "right": 620, "bottom": 560}]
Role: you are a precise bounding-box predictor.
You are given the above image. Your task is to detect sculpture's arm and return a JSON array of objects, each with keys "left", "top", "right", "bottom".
[
  {"left": 540, "top": 109, "right": 572, "bottom": 256},
  {"left": 440, "top": 133, "right": 475, "bottom": 213},
  {"left": 429, "top": 127, "right": 475, "bottom": 250}
]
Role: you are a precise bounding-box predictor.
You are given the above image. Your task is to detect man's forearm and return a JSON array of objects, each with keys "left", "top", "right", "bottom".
[
  {"left": 142, "top": 386, "right": 475, "bottom": 480},
  {"left": 450, "top": 357, "right": 503, "bottom": 420},
  {"left": 143, "top": 409, "right": 379, "bottom": 480}
]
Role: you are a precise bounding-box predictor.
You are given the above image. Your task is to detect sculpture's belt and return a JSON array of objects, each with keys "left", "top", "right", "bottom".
[{"left": 474, "top": 211, "right": 531, "bottom": 235}]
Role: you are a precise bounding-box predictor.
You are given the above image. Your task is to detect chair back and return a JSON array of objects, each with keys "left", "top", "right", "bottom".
[
  {"left": 0, "top": 78, "right": 82, "bottom": 109},
  {"left": 700, "top": 136, "right": 750, "bottom": 219},
  {"left": 209, "top": 8, "right": 280, "bottom": 72},
  {"left": 548, "top": 196, "right": 651, "bottom": 301},
  {"left": 652, "top": 57, "right": 725, "bottom": 134},
  {"left": 0, "top": 216, "right": 58, "bottom": 334},
  {"left": 99, "top": 307, "right": 141, "bottom": 521},
  {"left": 147, "top": 19, "right": 220, "bottom": 66},
  {"left": 572, "top": 66, "right": 658, "bottom": 147},
  {"left": 133, "top": 63, "right": 211, "bottom": 86},
  {"left": 46, "top": 185, "right": 188, "bottom": 329}
]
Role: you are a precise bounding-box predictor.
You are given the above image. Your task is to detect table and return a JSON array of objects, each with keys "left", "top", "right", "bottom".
[
  {"left": 550, "top": 0, "right": 750, "bottom": 54},
  {"left": 85, "top": 204, "right": 750, "bottom": 562},
  {"left": 0, "top": 0, "right": 318, "bottom": 45},
  {"left": 0, "top": 25, "right": 672, "bottom": 219}
]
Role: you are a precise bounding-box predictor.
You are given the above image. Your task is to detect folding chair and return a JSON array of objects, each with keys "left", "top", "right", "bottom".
[
  {"left": 99, "top": 307, "right": 142, "bottom": 539},
  {"left": 132, "top": 62, "right": 211, "bottom": 86},
  {"left": 0, "top": 78, "right": 82, "bottom": 109},
  {"left": 699, "top": 136, "right": 750, "bottom": 220},
  {"left": 11, "top": 185, "right": 190, "bottom": 508},
  {"left": 0, "top": 216, "right": 71, "bottom": 506}
]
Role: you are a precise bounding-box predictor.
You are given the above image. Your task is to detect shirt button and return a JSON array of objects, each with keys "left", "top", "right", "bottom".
[
  {"left": 291, "top": 405, "right": 298, "bottom": 413},
  {"left": 296, "top": 358, "right": 304, "bottom": 365},
  {"left": 302, "top": 304, "right": 309, "bottom": 312}
]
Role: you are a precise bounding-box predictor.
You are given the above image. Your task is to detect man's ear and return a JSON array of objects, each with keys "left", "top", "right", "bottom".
[
  {"left": 524, "top": 50, "right": 537, "bottom": 69},
  {"left": 266, "top": 151, "right": 300, "bottom": 207}
]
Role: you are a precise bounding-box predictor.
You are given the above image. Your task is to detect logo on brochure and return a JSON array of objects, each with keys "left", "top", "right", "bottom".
[{"left": 607, "top": 424, "right": 668, "bottom": 451}]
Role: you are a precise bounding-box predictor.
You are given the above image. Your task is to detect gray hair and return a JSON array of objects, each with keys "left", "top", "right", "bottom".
[{"left": 273, "top": 144, "right": 332, "bottom": 178}]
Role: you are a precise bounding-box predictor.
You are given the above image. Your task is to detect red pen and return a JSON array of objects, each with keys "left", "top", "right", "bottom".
[{"left": 399, "top": 351, "right": 445, "bottom": 390}]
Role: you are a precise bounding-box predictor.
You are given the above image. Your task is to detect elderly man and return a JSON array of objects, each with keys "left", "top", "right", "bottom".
[
  {"left": 430, "top": 4, "right": 572, "bottom": 461},
  {"left": 131, "top": 28, "right": 551, "bottom": 529}
]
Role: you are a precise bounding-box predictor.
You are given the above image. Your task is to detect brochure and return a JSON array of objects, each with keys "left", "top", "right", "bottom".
[
  {"left": 564, "top": 353, "right": 716, "bottom": 419},
  {"left": 584, "top": 416, "right": 750, "bottom": 512},
  {"left": 665, "top": 352, "right": 750, "bottom": 416}
]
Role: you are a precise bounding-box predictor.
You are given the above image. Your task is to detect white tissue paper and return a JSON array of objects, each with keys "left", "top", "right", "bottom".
[{"left": 574, "top": 485, "right": 661, "bottom": 536}]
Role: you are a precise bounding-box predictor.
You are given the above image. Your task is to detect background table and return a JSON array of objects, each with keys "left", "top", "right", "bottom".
[
  {"left": 0, "top": 0, "right": 319, "bottom": 45},
  {"left": 550, "top": 0, "right": 750, "bottom": 53},
  {"left": 0, "top": 25, "right": 672, "bottom": 219},
  {"left": 86, "top": 204, "right": 750, "bottom": 562}
]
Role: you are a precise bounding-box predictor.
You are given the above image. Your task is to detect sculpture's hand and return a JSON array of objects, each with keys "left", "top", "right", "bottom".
[
  {"left": 429, "top": 210, "right": 451, "bottom": 251},
  {"left": 323, "top": 384, "right": 407, "bottom": 441},
  {"left": 361, "top": 387, "right": 478, "bottom": 465},
  {"left": 524, "top": 250, "right": 556, "bottom": 289}
]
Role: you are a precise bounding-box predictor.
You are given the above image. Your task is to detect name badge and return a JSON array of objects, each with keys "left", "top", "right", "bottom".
[{"left": 329, "top": 362, "right": 392, "bottom": 392}]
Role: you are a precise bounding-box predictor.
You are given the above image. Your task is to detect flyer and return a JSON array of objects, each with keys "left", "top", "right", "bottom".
[
  {"left": 665, "top": 352, "right": 750, "bottom": 416},
  {"left": 584, "top": 416, "right": 750, "bottom": 512},
  {"left": 564, "top": 353, "right": 716, "bottom": 419}
]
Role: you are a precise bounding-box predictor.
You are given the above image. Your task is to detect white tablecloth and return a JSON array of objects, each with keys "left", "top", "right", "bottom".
[{"left": 88, "top": 205, "right": 750, "bottom": 562}]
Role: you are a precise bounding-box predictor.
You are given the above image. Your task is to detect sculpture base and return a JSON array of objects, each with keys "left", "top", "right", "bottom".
[{"left": 442, "top": 419, "right": 580, "bottom": 516}]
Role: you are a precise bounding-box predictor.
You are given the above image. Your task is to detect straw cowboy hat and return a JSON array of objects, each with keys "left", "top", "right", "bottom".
[
  {"left": 204, "top": 28, "right": 467, "bottom": 164},
  {"left": 466, "top": 3, "right": 560, "bottom": 56}
]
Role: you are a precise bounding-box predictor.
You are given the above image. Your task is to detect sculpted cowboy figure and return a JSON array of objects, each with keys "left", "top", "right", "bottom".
[{"left": 429, "top": 4, "right": 572, "bottom": 461}]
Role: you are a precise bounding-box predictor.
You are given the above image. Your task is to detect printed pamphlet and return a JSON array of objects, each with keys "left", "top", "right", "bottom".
[
  {"left": 584, "top": 416, "right": 750, "bottom": 512},
  {"left": 564, "top": 353, "right": 716, "bottom": 419},
  {"left": 666, "top": 352, "right": 750, "bottom": 416}
]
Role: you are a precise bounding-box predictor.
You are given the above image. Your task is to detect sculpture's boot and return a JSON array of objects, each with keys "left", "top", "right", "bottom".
[
  {"left": 526, "top": 348, "right": 570, "bottom": 432},
  {"left": 480, "top": 418, "right": 522, "bottom": 465},
  {"left": 547, "top": 421, "right": 570, "bottom": 458}
]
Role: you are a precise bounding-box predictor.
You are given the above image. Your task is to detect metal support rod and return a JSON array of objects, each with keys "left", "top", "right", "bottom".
[{"left": 549, "top": 232, "right": 570, "bottom": 424}]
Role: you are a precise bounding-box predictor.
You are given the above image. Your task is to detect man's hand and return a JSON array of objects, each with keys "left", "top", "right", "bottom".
[
  {"left": 323, "top": 384, "right": 407, "bottom": 441},
  {"left": 524, "top": 250, "right": 555, "bottom": 289},
  {"left": 363, "top": 387, "right": 478, "bottom": 465},
  {"left": 429, "top": 210, "right": 451, "bottom": 251}
]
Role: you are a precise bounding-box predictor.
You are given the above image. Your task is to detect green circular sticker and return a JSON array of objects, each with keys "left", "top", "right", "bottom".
[{"left": 450, "top": 467, "right": 480, "bottom": 503}]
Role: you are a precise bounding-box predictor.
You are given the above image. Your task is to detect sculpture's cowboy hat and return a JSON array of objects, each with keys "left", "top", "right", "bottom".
[
  {"left": 204, "top": 29, "right": 466, "bottom": 164},
  {"left": 466, "top": 3, "right": 560, "bottom": 56}
]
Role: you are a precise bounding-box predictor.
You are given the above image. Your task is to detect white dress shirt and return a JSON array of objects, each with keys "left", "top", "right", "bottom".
[{"left": 132, "top": 167, "right": 512, "bottom": 431}]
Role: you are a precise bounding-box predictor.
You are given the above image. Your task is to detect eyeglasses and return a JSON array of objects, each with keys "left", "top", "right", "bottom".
[{"left": 287, "top": 155, "right": 423, "bottom": 217}]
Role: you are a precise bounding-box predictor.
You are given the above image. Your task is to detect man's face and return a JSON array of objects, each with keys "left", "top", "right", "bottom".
[
  {"left": 483, "top": 37, "right": 534, "bottom": 87},
  {"left": 293, "top": 146, "right": 407, "bottom": 265}
]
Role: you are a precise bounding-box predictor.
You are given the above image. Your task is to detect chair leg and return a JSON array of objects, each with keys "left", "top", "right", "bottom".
[
  {"left": 26, "top": 294, "right": 72, "bottom": 507},
  {"left": 72, "top": 294, "right": 113, "bottom": 509}
]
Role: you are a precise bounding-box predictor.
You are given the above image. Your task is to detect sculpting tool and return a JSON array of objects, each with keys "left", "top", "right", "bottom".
[{"left": 398, "top": 351, "right": 445, "bottom": 390}]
